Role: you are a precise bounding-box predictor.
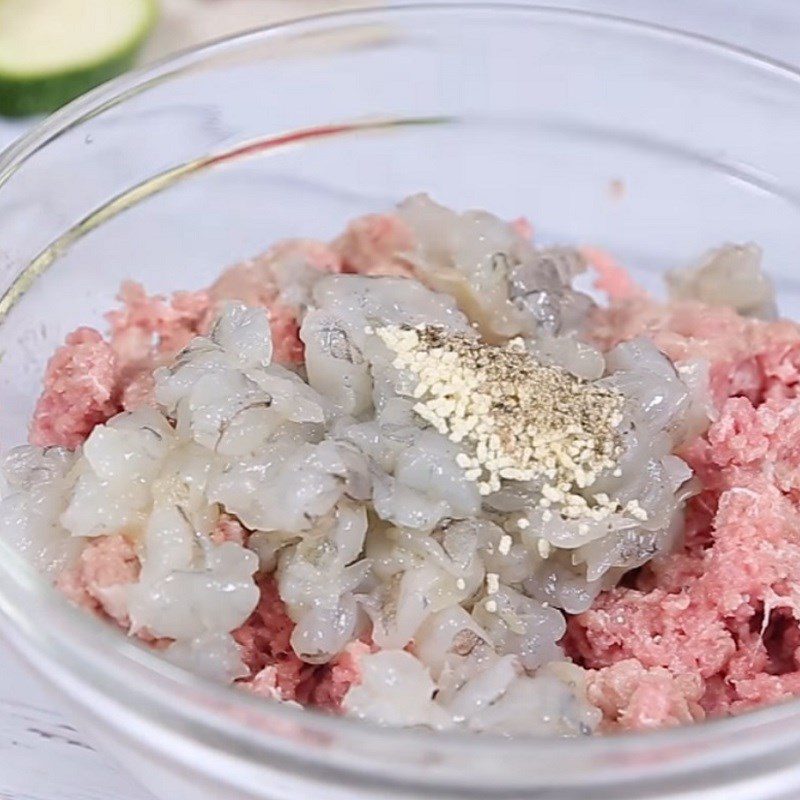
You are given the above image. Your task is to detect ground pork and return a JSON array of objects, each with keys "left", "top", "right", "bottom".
[
  {"left": 233, "top": 576, "right": 366, "bottom": 710},
  {"left": 569, "top": 289, "right": 800, "bottom": 724},
  {"left": 56, "top": 534, "right": 140, "bottom": 628}
]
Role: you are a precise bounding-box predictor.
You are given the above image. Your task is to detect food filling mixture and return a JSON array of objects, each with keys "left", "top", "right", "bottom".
[{"left": 4, "top": 195, "right": 800, "bottom": 735}]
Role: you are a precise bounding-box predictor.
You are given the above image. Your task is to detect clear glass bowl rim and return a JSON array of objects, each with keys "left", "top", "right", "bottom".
[{"left": 1, "top": 0, "right": 800, "bottom": 779}]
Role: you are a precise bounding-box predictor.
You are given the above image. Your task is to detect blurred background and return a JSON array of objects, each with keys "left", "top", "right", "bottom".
[
  {"left": 1, "top": 1, "right": 798, "bottom": 147},
  {"left": 139, "top": 0, "right": 800, "bottom": 64},
  {"left": 1, "top": 0, "right": 798, "bottom": 147},
  {"left": 1, "top": 1, "right": 799, "bottom": 129}
]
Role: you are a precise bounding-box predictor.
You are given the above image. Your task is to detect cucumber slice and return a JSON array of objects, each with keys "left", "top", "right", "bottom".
[{"left": 0, "top": 0, "right": 158, "bottom": 117}]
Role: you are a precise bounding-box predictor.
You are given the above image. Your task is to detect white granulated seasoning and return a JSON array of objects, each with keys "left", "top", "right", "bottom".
[
  {"left": 456, "top": 577, "right": 466, "bottom": 590},
  {"left": 498, "top": 534, "right": 513, "bottom": 555},
  {"left": 626, "top": 499, "right": 649, "bottom": 522},
  {"left": 485, "top": 599, "right": 498, "bottom": 613},
  {"left": 486, "top": 572, "right": 500, "bottom": 595},
  {"left": 537, "top": 538, "right": 552, "bottom": 559},
  {"left": 378, "top": 324, "right": 626, "bottom": 516}
]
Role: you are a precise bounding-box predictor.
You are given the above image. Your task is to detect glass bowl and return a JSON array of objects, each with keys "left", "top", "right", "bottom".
[{"left": 2, "top": 5, "right": 800, "bottom": 799}]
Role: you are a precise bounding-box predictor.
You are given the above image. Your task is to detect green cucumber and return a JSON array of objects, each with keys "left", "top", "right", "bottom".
[{"left": 0, "top": 0, "right": 158, "bottom": 117}]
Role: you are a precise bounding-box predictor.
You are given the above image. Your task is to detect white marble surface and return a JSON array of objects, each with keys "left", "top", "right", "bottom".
[{"left": 1, "top": 2, "right": 800, "bottom": 798}]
